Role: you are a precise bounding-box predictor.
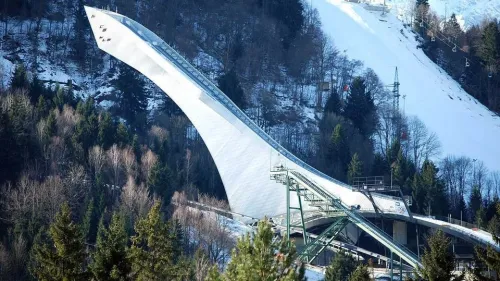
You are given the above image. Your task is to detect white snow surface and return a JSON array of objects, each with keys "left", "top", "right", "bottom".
[
  {"left": 369, "top": 0, "right": 500, "bottom": 30},
  {"left": 414, "top": 215, "right": 498, "bottom": 248},
  {"left": 313, "top": 0, "right": 500, "bottom": 172},
  {"left": 305, "top": 266, "right": 326, "bottom": 281},
  {"left": 0, "top": 53, "right": 14, "bottom": 90}
]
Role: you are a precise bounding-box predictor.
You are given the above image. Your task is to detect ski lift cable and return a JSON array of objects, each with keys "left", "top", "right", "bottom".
[
  {"left": 420, "top": 17, "right": 475, "bottom": 66},
  {"left": 420, "top": 17, "right": 472, "bottom": 55},
  {"left": 418, "top": 16, "right": 495, "bottom": 76}
]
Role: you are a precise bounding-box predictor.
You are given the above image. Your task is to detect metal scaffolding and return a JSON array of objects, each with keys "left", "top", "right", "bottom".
[{"left": 270, "top": 166, "right": 421, "bottom": 268}]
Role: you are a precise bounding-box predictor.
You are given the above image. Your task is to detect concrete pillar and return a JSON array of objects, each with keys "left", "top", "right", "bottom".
[{"left": 392, "top": 221, "right": 407, "bottom": 245}]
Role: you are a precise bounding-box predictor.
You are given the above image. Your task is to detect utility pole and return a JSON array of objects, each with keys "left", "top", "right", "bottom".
[
  {"left": 392, "top": 67, "right": 401, "bottom": 141},
  {"left": 393, "top": 67, "right": 400, "bottom": 114}
]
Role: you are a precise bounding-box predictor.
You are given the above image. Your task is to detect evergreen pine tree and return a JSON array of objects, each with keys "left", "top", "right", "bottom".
[
  {"left": 324, "top": 90, "right": 342, "bottom": 116},
  {"left": 128, "top": 202, "right": 190, "bottom": 281},
  {"left": 116, "top": 122, "right": 130, "bottom": 148},
  {"left": 469, "top": 186, "right": 483, "bottom": 222},
  {"left": 0, "top": 111, "right": 20, "bottom": 184},
  {"left": 10, "top": 64, "right": 29, "bottom": 90},
  {"left": 72, "top": 0, "right": 89, "bottom": 69},
  {"left": 416, "top": 0, "right": 429, "bottom": 5},
  {"left": 72, "top": 111, "right": 99, "bottom": 162},
  {"left": 206, "top": 266, "right": 223, "bottom": 281},
  {"left": 348, "top": 153, "right": 363, "bottom": 184},
  {"left": 387, "top": 139, "right": 401, "bottom": 165},
  {"left": 98, "top": 112, "right": 115, "bottom": 149},
  {"left": 391, "top": 148, "right": 405, "bottom": 190},
  {"left": 414, "top": 0, "right": 430, "bottom": 32},
  {"left": 82, "top": 199, "right": 95, "bottom": 241},
  {"left": 113, "top": 63, "right": 148, "bottom": 131},
  {"left": 486, "top": 196, "right": 499, "bottom": 222},
  {"left": 6, "top": 93, "right": 37, "bottom": 166},
  {"left": 421, "top": 160, "right": 449, "bottom": 216},
  {"left": 411, "top": 173, "right": 427, "bottom": 214},
  {"left": 76, "top": 98, "right": 95, "bottom": 119},
  {"left": 147, "top": 162, "right": 172, "bottom": 200},
  {"left": 132, "top": 134, "right": 141, "bottom": 162},
  {"left": 443, "top": 14, "right": 462, "bottom": 41},
  {"left": 476, "top": 206, "right": 486, "bottom": 228},
  {"left": 324, "top": 250, "right": 357, "bottom": 281},
  {"left": 478, "top": 22, "right": 500, "bottom": 69},
  {"left": 31, "top": 203, "right": 87, "bottom": 281},
  {"left": 261, "top": 0, "right": 304, "bottom": 49},
  {"left": 213, "top": 219, "right": 305, "bottom": 281},
  {"left": 46, "top": 110, "right": 57, "bottom": 138},
  {"left": 157, "top": 93, "right": 183, "bottom": 116},
  {"left": 29, "top": 74, "right": 45, "bottom": 103},
  {"left": 348, "top": 265, "right": 371, "bottom": 281},
  {"left": 343, "top": 77, "right": 375, "bottom": 136},
  {"left": 330, "top": 124, "right": 350, "bottom": 180},
  {"left": 475, "top": 203, "right": 500, "bottom": 280},
  {"left": 417, "top": 230, "right": 462, "bottom": 281},
  {"left": 217, "top": 70, "right": 246, "bottom": 110},
  {"left": 90, "top": 213, "right": 131, "bottom": 281},
  {"left": 36, "top": 95, "right": 50, "bottom": 117},
  {"left": 52, "top": 84, "right": 75, "bottom": 110},
  {"left": 371, "top": 153, "right": 388, "bottom": 177}
]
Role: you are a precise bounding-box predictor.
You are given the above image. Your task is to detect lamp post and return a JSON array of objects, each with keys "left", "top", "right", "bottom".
[
  {"left": 472, "top": 158, "right": 477, "bottom": 187},
  {"left": 390, "top": 161, "right": 397, "bottom": 189}
]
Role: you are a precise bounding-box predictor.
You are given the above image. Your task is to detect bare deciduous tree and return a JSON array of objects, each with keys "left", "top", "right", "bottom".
[
  {"left": 199, "top": 193, "right": 230, "bottom": 211},
  {"left": 64, "top": 164, "right": 89, "bottom": 210},
  {"left": 491, "top": 171, "right": 500, "bottom": 198},
  {"left": 456, "top": 156, "right": 472, "bottom": 200},
  {"left": 55, "top": 105, "right": 80, "bottom": 137},
  {"left": 363, "top": 68, "right": 390, "bottom": 106},
  {"left": 193, "top": 249, "right": 211, "bottom": 281},
  {"left": 120, "top": 176, "right": 154, "bottom": 220},
  {"left": 141, "top": 149, "right": 158, "bottom": 183},
  {"left": 2, "top": 173, "right": 66, "bottom": 226},
  {"left": 441, "top": 156, "right": 459, "bottom": 197},
  {"left": 173, "top": 191, "right": 234, "bottom": 264},
  {"left": 185, "top": 149, "right": 195, "bottom": 187},
  {"left": 48, "top": 136, "right": 68, "bottom": 173},
  {"left": 107, "top": 144, "right": 122, "bottom": 188},
  {"left": 0, "top": 234, "right": 27, "bottom": 280},
  {"left": 88, "top": 145, "right": 106, "bottom": 176},
  {"left": 471, "top": 160, "right": 488, "bottom": 192},
  {"left": 42, "top": 176, "right": 66, "bottom": 221},
  {"left": 375, "top": 104, "right": 406, "bottom": 157},
  {"left": 122, "top": 146, "right": 137, "bottom": 179},
  {"left": 406, "top": 116, "right": 441, "bottom": 168},
  {"left": 148, "top": 125, "right": 167, "bottom": 147}
]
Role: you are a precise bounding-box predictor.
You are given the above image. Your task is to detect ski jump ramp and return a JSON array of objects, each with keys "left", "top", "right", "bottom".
[
  {"left": 85, "top": 6, "right": 498, "bottom": 267},
  {"left": 84, "top": 5, "right": 408, "bottom": 223}
]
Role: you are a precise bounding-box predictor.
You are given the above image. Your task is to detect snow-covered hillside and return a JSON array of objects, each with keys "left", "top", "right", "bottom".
[
  {"left": 413, "top": 0, "right": 500, "bottom": 29},
  {"left": 369, "top": 0, "right": 500, "bottom": 29},
  {"left": 312, "top": 0, "right": 500, "bottom": 172}
]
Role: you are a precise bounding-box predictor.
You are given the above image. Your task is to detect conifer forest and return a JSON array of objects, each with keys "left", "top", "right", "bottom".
[{"left": 0, "top": 0, "right": 500, "bottom": 280}]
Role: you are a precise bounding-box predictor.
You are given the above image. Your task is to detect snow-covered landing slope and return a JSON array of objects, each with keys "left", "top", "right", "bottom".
[{"left": 313, "top": 0, "right": 500, "bottom": 172}]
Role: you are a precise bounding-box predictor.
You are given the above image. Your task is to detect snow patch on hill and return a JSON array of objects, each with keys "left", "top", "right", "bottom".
[
  {"left": 369, "top": 0, "right": 500, "bottom": 29},
  {"left": 313, "top": 0, "right": 500, "bottom": 172},
  {"left": 0, "top": 53, "right": 14, "bottom": 90}
]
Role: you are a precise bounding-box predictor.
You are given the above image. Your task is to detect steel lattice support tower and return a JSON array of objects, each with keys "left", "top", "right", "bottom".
[{"left": 392, "top": 67, "right": 402, "bottom": 141}]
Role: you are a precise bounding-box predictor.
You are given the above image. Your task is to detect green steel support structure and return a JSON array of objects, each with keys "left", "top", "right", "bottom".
[
  {"left": 299, "top": 218, "right": 349, "bottom": 263},
  {"left": 281, "top": 168, "right": 347, "bottom": 263},
  {"left": 271, "top": 167, "right": 422, "bottom": 268}
]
